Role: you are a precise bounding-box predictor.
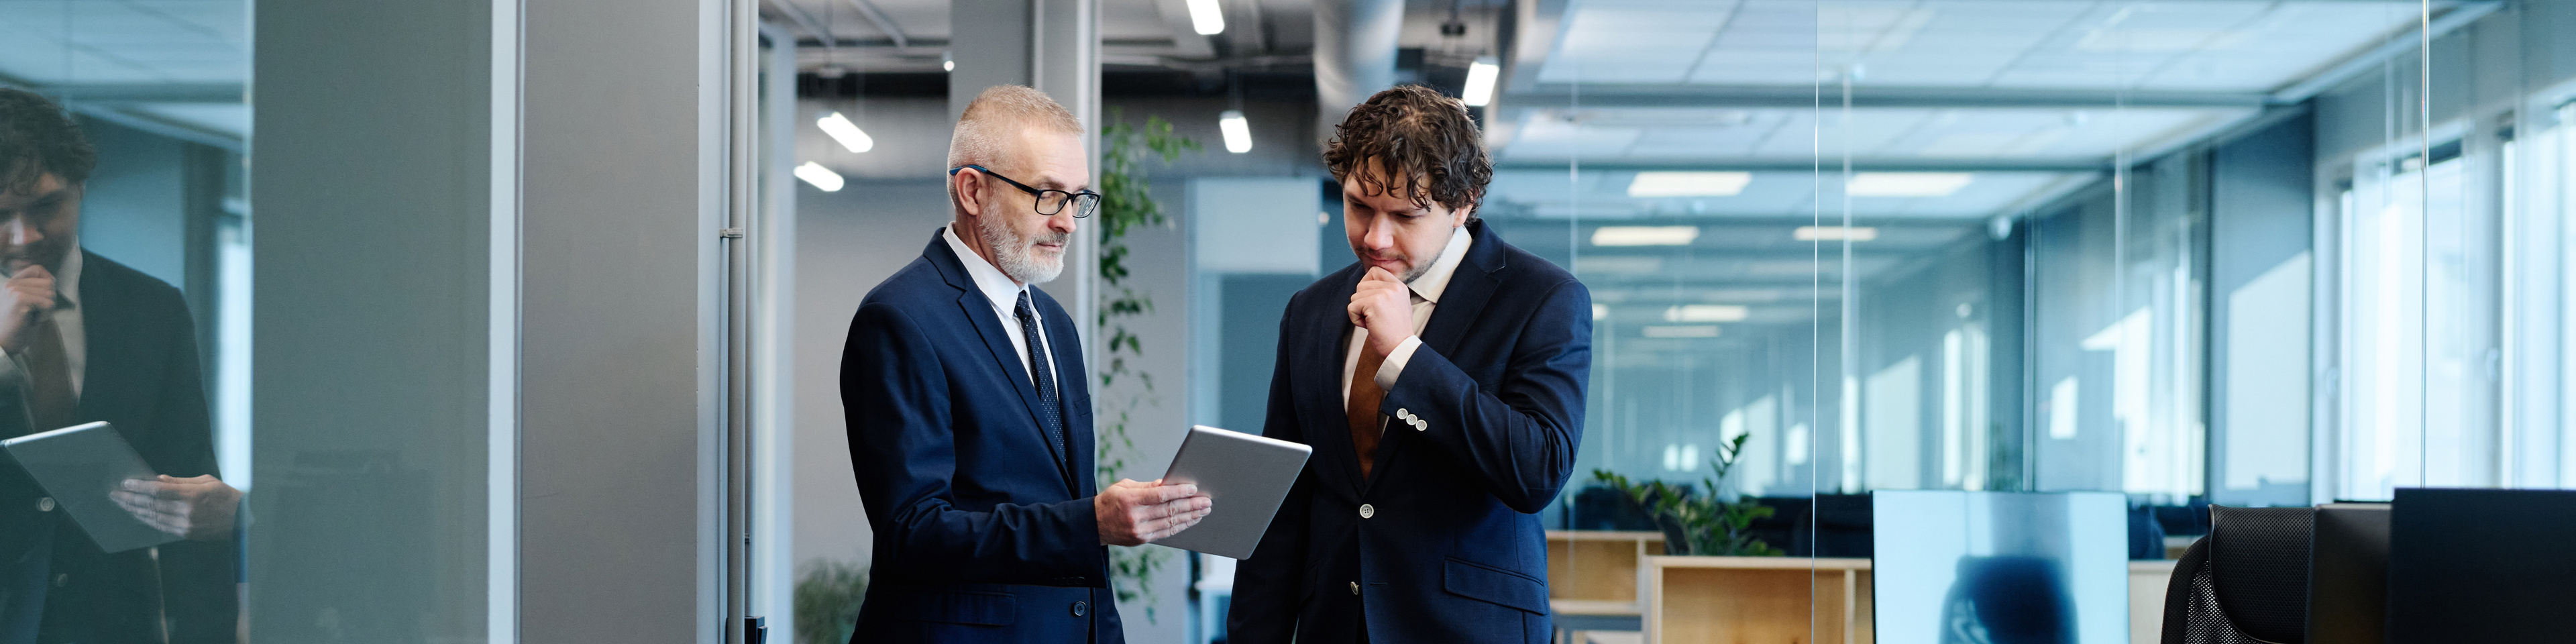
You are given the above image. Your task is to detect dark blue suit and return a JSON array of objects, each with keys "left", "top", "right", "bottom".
[
  {"left": 1230, "top": 219, "right": 1591, "bottom": 643},
  {"left": 841, "top": 231, "right": 1120, "bottom": 643}
]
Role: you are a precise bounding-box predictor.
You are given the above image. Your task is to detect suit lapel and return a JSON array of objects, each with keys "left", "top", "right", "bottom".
[
  {"left": 1419, "top": 222, "right": 1508, "bottom": 360},
  {"left": 927, "top": 237, "right": 1077, "bottom": 495},
  {"left": 72, "top": 252, "right": 127, "bottom": 422}
]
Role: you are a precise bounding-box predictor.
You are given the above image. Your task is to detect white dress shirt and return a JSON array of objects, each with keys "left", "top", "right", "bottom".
[
  {"left": 0, "top": 250, "right": 86, "bottom": 398},
  {"left": 943, "top": 226, "right": 1058, "bottom": 388},
  {"left": 1341, "top": 225, "right": 1472, "bottom": 407}
]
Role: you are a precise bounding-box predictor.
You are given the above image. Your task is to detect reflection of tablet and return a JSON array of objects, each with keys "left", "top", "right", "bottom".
[
  {"left": 1152, "top": 425, "right": 1312, "bottom": 559},
  {"left": 1, "top": 421, "right": 181, "bottom": 553}
]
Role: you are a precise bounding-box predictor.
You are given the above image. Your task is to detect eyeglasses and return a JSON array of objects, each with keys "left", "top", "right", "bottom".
[{"left": 949, "top": 164, "right": 1101, "bottom": 219}]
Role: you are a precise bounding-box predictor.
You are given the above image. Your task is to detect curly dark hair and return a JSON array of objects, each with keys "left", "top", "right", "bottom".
[
  {"left": 1324, "top": 85, "right": 1492, "bottom": 219},
  {"left": 0, "top": 88, "right": 97, "bottom": 195}
]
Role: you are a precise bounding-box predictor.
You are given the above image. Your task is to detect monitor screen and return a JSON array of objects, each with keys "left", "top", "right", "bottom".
[
  {"left": 1872, "top": 491, "right": 2129, "bottom": 644},
  {"left": 2387, "top": 488, "right": 2576, "bottom": 643}
]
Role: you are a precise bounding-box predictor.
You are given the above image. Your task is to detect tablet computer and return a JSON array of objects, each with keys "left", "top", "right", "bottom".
[
  {"left": 1152, "top": 425, "right": 1311, "bottom": 559},
  {"left": 1, "top": 421, "right": 183, "bottom": 553}
]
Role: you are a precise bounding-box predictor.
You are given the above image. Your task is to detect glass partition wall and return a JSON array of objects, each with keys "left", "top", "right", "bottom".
[{"left": 1507, "top": 1, "right": 2565, "bottom": 643}]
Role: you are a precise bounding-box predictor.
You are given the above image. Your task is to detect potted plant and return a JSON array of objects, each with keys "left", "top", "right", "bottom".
[{"left": 1589, "top": 433, "right": 1784, "bottom": 557}]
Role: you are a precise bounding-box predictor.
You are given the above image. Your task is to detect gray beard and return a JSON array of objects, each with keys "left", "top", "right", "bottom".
[{"left": 978, "top": 216, "right": 1067, "bottom": 284}]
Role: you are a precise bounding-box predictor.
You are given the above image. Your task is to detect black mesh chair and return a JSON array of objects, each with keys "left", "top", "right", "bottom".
[{"left": 2161, "top": 506, "right": 2313, "bottom": 644}]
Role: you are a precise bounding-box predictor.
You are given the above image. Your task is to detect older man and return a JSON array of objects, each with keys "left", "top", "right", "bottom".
[
  {"left": 1230, "top": 85, "right": 1593, "bottom": 643},
  {"left": 840, "top": 85, "right": 1210, "bottom": 643}
]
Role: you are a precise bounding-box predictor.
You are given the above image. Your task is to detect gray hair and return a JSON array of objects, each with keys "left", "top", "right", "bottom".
[{"left": 947, "top": 85, "right": 1082, "bottom": 205}]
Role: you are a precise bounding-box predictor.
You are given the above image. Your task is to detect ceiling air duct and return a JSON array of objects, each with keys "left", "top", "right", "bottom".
[{"left": 1312, "top": 0, "right": 1405, "bottom": 144}]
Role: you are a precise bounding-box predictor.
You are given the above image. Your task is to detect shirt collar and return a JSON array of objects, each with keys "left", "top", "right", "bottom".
[
  {"left": 942, "top": 225, "right": 1031, "bottom": 314},
  {"left": 1406, "top": 225, "right": 1473, "bottom": 305}
]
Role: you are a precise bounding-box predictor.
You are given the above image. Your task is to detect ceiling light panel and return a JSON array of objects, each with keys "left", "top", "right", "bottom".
[
  {"left": 794, "top": 162, "right": 845, "bottom": 192},
  {"left": 1484, "top": 170, "right": 2086, "bottom": 220},
  {"left": 1642, "top": 325, "right": 1721, "bottom": 338},
  {"left": 1665, "top": 304, "right": 1750, "bottom": 322},
  {"left": 1497, "top": 106, "right": 2245, "bottom": 164},
  {"left": 1593, "top": 225, "right": 1701, "bottom": 246},
  {"left": 1794, "top": 225, "right": 1879, "bottom": 241},
  {"left": 1847, "top": 172, "right": 1973, "bottom": 197},
  {"left": 817, "top": 112, "right": 875, "bottom": 153},
  {"left": 1628, "top": 172, "right": 1752, "bottom": 197}
]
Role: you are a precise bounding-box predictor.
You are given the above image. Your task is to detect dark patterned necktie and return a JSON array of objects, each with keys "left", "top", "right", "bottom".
[
  {"left": 21, "top": 315, "right": 75, "bottom": 435},
  {"left": 1014, "top": 291, "right": 1069, "bottom": 478}
]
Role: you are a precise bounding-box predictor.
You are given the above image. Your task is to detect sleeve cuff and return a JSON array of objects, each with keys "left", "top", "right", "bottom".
[{"left": 1373, "top": 335, "right": 1424, "bottom": 390}]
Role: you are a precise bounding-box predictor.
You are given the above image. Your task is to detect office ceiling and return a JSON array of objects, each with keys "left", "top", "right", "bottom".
[
  {"left": 0, "top": 0, "right": 2481, "bottom": 350},
  {"left": 1484, "top": 0, "right": 2433, "bottom": 225},
  {"left": 0, "top": 0, "right": 248, "bottom": 142},
  {"left": 1481, "top": 0, "right": 2452, "bottom": 343},
  {"left": 1533, "top": 0, "right": 2426, "bottom": 90},
  {"left": 765, "top": 0, "right": 1331, "bottom": 72}
]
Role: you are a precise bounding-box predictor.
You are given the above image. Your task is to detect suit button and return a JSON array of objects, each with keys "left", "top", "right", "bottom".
[
  {"left": 1358, "top": 504, "right": 1375, "bottom": 519},
  {"left": 1350, "top": 582, "right": 1360, "bottom": 596},
  {"left": 52, "top": 574, "right": 68, "bottom": 588},
  {"left": 36, "top": 497, "right": 52, "bottom": 512},
  {"left": 1071, "top": 600, "right": 1088, "bottom": 616}
]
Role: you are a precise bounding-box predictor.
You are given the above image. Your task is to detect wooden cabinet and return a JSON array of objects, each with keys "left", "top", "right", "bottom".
[
  {"left": 1547, "top": 530, "right": 1666, "bottom": 602},
  {"left": 1642, "top": 556, "right": 1873, "bottom": 644},
  {"left": 1546, "top": 531, "right": 1870, "bottom": 644}
]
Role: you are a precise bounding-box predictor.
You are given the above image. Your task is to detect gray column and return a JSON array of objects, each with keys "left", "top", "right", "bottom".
[{"left": 515, "top": 0, "right": 731, "bottom": 640}]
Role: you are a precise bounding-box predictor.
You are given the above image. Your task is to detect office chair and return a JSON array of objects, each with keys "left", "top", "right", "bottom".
[{"left": 2160, "top": 506, "right": 2312, "bottom": 644}]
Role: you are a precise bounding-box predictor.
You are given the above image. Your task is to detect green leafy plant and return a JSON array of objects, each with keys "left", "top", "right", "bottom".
[
  {"left": 792, "top": 559, "right": 866, "bottom": 644},
  {"left": 1093, "top": 108, "right": 1199, "bottom": 623},
  {"left": 1589, "top": 433, "right": 1785, "bottom": 557}
]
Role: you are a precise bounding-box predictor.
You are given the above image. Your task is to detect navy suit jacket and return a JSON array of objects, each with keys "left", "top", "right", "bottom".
[
  {"left": 1230, "top": 220, "right": 1591, "bottom": 643},
  {"left": 840, "top": 231, "right": 1121, "bottom": 643}
]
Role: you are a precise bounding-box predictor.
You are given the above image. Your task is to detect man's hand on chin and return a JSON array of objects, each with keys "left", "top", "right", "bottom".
[
  {"left": 1095, "top": 478, "right": 1212, "bottom": 546},
  {"left": 1347, "top": 266, "right": 1414, "bottom": 357}
]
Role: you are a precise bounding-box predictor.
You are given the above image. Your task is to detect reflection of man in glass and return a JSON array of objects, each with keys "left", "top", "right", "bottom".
[
  {"left": 1939, "top": 556, "right": 2075, "bottom": 644},
  {"left": 0, "top": 88, "right": 239, "bottom": 644}
]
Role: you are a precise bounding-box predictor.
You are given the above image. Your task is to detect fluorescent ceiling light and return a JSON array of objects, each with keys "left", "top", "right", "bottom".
[
  {"left": 794, "top": 162, "right": 844, "bottom": 192},
  {"left": 1627, "top": 172, "right": 1750, "bottom": 197},
  {"left": 1592, "top": 225, "right": 1699, "bottom": 246},
  {"left": 1664, "top": 305, "right": 1748, "bottom": 323},
  {"left": 1219, "top": 110, "right": 1252, "bottom": 154},
  {"left": 816, "top": 112, "right": 874, "bottom": 153},
  {"left": 1643, "top": 325, "right": 1720, "bottom": 338},
  {"left": 1846, "top": 172, "right": 1973, "bottom": 197},
  {"left": 1462, "top": 59, "right": 1500, "bottom": 107},
  {"left": 1794, "top": 225, "right": 1878, "bottom": 241},
  {"left": 1186, "top": 0, "right": 1225, "bottom": 35},
  {"left": 1573, "top": 256, "right": 1663, "bottom": 274},
  {"left": 1592, "top": 304, "right": 1609, "bottom": 321}
]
